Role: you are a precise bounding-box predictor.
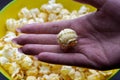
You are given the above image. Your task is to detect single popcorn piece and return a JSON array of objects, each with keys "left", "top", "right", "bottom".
[
  {"left": 3, "top": 32, "right": 16, "bottom": 42},
  {"left": 39, "top": 65, "right": 50, "bottom": 74},
  {"left": 21, "top": 56, "right": 33, "bottom": 69},
  {"left": 0, "top": 56, "right": 9, "bottom": 65},
  {"left": 18, "top": 7, "right": 32, "bottom": 19},
  {"left": 26, "top": 67, "right": 38, "bottom": 76},
  {"left": 48, "top": 13, "right": 57, "bottom": 21},
  {"left": 26, "top": 76, "right": 37, "bottom": 80},
  {"left": 60, "top": 9, "right": 70, "bottom": 15},
  {"left": 38, "top": 12, "right": 48, "bottom": 21},
  {"left": 57, "top": 28, "right": 78, "bottom": 49},
  {"left": 17, "top": 18, "right": 28, "bottom": 27},
  {"left": 68, "top": 68, "right": 76, "bottom": 79},
  {"left": 0, "top": 44, "right": 15, "bottom": 59},
  {"left": 49, "top": 0, "right": 56, "bottom": 4},
  {"left": 41, "top": 1, "right": 63, "bottom": 13},
  {"left": 61, "top": 66, "right": 73, "bottom": 76},
  {"left": 35, "top": 18, "right": 44, "bottom": 23},
  {"left": 50, "top": 3, "right": 63, "bottom": 13},
  {"left": 49, "top": 73, "right": 60, "bottom": 80},
  {"left": 28, "top": 19, "right": 36, "bottom": 24},
  {"left": 78, "top": 5, "right": 89, "bottom": 15},
  {"left": 6, "top": 19, "right": 17, "bottom": 32},
  {"left": 42, "top": 74, "right": 49, "bottom": 80},
  {"left": 30, "top": 8, "right": 40, "bottom": 18},
  {"left": 74, "top": 71, "right": 82, "bottom": 80},
  {"left": 3, "top": 62, "right": 20, "bottom": 78},
  {"left": 62, "top": 15, "right": 71, "bottom": 20}
]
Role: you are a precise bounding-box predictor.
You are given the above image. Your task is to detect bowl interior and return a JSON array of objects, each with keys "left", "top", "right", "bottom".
[{"left": 0, "top": 0, "right": 95, "bottom": 37}]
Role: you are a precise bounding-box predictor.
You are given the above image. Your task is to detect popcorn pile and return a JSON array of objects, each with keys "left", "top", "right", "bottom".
[{"left": 0, "top": 0, "right": 117, "bottom": 80}]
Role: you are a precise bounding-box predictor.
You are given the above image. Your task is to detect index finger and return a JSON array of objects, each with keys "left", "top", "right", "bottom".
[{"left": 17, "top": 20, "right": 72, "bottom": 34}]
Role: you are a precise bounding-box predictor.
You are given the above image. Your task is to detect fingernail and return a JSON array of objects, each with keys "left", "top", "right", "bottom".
[
  {"left": 18, "top": 48, "right": 23, "bottom": 53},
  {"left": 16, "top": 28, "right": 21, "bottom": 33},
  {"left": 12, "top": 39, "right": 17, "bottom": 44}
]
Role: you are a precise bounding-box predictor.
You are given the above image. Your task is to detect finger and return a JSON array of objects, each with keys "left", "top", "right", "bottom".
[
  {"left": 74, "top": 0, "right": 105, "bottom": 8},
  {"left": 37, "top": 52, "right": 99, "bottom": 69},
  {"left": 19, "top": 44, "right": 62, "bottom": 55},
  {"left": 13, "top": 34, "right": 57, "bottom": 45},
  {"left": 17, "top": 20, "right": 72, "bottom": 34}
]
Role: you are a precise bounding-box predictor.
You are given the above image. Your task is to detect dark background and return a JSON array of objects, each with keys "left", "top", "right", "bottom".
[{"left": 0, "top": 0, "right": 120, "bottom": 80}]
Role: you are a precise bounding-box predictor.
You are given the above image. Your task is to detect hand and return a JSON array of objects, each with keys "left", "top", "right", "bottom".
[{"left": 13, "top": 0, "right": 120, "bottom": 70}]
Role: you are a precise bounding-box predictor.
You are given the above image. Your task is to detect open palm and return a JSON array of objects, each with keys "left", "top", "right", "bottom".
[{"left": 13, "top": 0, "right": 120, "bottom": 70}]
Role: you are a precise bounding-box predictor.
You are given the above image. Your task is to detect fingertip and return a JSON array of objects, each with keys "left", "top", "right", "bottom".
[
  {"left": 16, "top": 28, "right": 21, "bottom": 33},
  {"left": 12, "top": 38, "right": 17, "bottom": 44},
  {"left": 18, "top": 47, "right": 23, "bottom": 53}
]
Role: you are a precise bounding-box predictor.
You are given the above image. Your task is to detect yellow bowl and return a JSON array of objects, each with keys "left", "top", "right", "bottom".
[
  {"left": 0, "top": 0, "right": 119, "bottom": 80},
  {"left": 0, "top": 0, "right": 95, "bottom": 37}
]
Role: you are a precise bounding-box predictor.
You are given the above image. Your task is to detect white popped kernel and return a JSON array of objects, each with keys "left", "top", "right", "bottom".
[
  {"left": 48, "top": 13, "right": 57, "bottom": 21},
  {"left": 0, "top": 44, "right": 15, "bottom": 59},
  {"left": 4, "top": 62, "right": 20, "bottom": 78},
  {"left": 18, "top": 7, "right": 32, "bottom": 19},
  {"left": 78, "top": 6, "right": 89, "bottom": 15},
  {"left": 35, "top": 18, "right": 44, "bottom": 23},
  {"left": 60, "top": 9, "right": 70, "bottom": 15},
  {"left": 26, "top": 76, "right": 37, "bottom": 80},
  {"left": 0, "top": 57, "right": 9, "bottom": 65},
  {"left": 39, "top": 65, "right": 50, "bottom": 74},
  {"left": 57, "top": 28, "right": 78, "bottom": 49},
  {"left": 3, "top": 32, "right": 16, "bottom": 42},
  {"left": 49, "top": 73, "right": 60, "bottom": 80},
  {"left": 17, "top": 18, "right": 28, "bottom": 27},
  {"left": 30, "top": 8, "right": 40, "bottom": 19},
  {"left": 49, "top": 0, "right": 56, "bottom": 4},
  {"left": 6, "top": 19, "right": 17, "bottom": 32},
  {"left": 28, "top": 19, "right": 36, "bottom": 24},
  {"left": 61, "top": 66, "right": 73, "bottom": 75},
  {"left": 21, "top": 56, "right": 33, "bottom": 69},
  {"left": 38, "top": 12, "right": 48, "bottom": 21}
]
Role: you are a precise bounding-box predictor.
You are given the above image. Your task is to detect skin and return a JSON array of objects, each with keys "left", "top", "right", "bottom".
[{"left": 13, "top": 0, "right": 120, "bottom": 70}]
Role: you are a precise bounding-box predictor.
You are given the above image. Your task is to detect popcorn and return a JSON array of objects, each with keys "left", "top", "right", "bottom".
[
  {"left": 38, "top": 12, "right": 48, "bottom": 21},
  {"left": 3, "top": 62, "right": 20, "bottom": 78},
  {"left": 35, "top": 18, "right": 44, "bottom": 23},
  {"left": 6, "top": 19, "right": 17, "bottom": 32},
  {"left": 60, "top": 9, "right": 70, "bottom": 15},
  {"left": 39, "top": 65, "right": 50, "bottom": 74},
  {"left": 41, "top": 1, "right": 63, "bottom": 13},
  {"left": 30, "top": 8, "right": 40, "bottom": 18},
  {"left": 0, "top": 44, "right": 15, "bottom": 59},
  {"left": 0, "top": 56, "right": 9, "bottom": 65},
  {"left": 21, "top": 56, "right": 33, "bottom": 69},
  {"left": 49, "top": 0, "right": 56, "bottom": 4},
  {"left": 48, "top": 13, "right": 57, "bottom": 21},
  {"left": 18, "top": 7, "right": 32, "bottom": 19},
  {"left": 17, "top": 18, "right": 28, "bottom": 27},
  {"left": 49, "top": 73, "right": 60, "bottom": 80},
  {"left": 78, "top": 5, "right": 89, "bottom": 15},
  {"left": 28, "top": 19, "right": 36, "bottom": 24},
  {"left": 3, "top": 32, "right": 16, "bottom": 42},
  {"left": 0, "top": 0, "right": 116, "bottom": 80},
  {"left": 26, "top": 67, "right": 38, "bottom": 76},
  {"left": 61, "top": 66, "right": 73, "bottom": 75},
  {"left": 26, "top": 76, "right": 37, "bottom": 80}
]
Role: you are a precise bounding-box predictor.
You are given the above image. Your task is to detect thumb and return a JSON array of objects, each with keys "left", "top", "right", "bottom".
[{"left": 74, "top": 0, "right": 106, "bottom": 9}]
